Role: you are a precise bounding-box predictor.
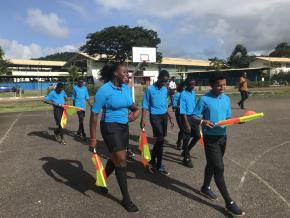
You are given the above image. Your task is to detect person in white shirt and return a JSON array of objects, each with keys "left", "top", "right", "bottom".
[{"left": 168, "top": 77, "right": 177, "bottom": 105}]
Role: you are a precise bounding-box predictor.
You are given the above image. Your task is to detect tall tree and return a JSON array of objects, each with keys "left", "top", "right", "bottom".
[
  {"left": 80, "top": 25, "right": 162, "bottom": 63},
  {"left": 228, "top": 44, "right": 250, "bottom": 68},
  {"left": 0, "top": 46, "right": 9, "bottom": 75},
  {"left": 269, "top": 42, "right": 290, "bottom": 57}
]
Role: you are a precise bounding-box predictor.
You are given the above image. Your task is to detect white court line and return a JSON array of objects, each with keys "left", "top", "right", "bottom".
[
  {"left": 227, "top": 156, "right": 290, "bottom": 208},
  {"left": 0, "top": 113, "right": 21, "bottom": 146},
  {"left": 238, "top": 140, "right": 290, "bottom": 190}
]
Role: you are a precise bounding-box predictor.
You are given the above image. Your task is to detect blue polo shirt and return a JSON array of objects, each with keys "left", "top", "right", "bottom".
[
  {"left": 179, "top": 90, "right": 197, "bottom": 115},
  {"left": 72, "top": 85, "right": 90, "bottom": 110},
  {"left": 44, "top": 90, "right": 67, "bottom": 105},
  {"left": 193, "top": 92, "right": 231, "bottom": 135},
  {"left": 172, "top": 92, "right": 181, "bottom": 109},
  {"left": 142, "top": 84, "right": 168, "bottom": 115},
  {"left": 91, "top": 81, "right": 133, "bottom": 124}
]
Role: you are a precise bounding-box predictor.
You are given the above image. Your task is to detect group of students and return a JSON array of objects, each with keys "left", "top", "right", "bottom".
[
  {"left": 44, "top": 78, "right": 91, "bottom": 145},
  {"left": 44, "top": 63, "right": 245, "bottom": 216}
]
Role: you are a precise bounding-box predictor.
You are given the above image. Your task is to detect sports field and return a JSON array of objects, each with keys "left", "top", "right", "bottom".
[{"left": 0, "top": 96, "right": 289, "bottom": 217}]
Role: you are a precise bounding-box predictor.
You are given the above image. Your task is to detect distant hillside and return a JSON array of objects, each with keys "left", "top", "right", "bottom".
[{"left": 33, "top": 52, "right": 78, "bottom": 61}]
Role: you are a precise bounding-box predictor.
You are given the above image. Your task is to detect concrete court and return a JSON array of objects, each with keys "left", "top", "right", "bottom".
[{"left": 0, "top": 96, "right": 289, "bottom": 218}]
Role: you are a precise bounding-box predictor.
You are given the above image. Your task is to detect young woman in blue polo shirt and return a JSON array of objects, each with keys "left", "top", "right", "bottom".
[
  {"left": 172, "top": 82, "right": 185, "bottom": 150},
  {"left": 192, "top": 74, "right": 245, "bottom": 217},
  {"left": 44, "top": 82, "right": 68, "bottom": 145},
  {"left": 140, "top": 70, "right": 174, "bottom": 175},
  {"left": 89, "top": 63, "right": 140, "bottom": 212},
  {"left": 72, "top": 77, "right": 92, "bottom": 140},
  {"left": 179, "top": 76, "right": 200, "bottom": 168}
]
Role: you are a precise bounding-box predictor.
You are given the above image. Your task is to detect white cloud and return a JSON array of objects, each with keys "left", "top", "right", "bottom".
[
  {"left": 26, "top": 8, "right": 69, "bottom": 38},
  {"left": 0, "top": 38, "right": 78, "bottom": 59},
  {"left": 95, "top": 0, "right": 290, "bottom": 58}
]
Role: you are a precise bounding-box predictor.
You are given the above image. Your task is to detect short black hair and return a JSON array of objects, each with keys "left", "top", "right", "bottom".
[
  {"left": 78, "top": 76, "right": 84, "bottom": 81},
  {"left": 208, "top": 73, "right": 226, "bottom": 87},
  {"left": 176, "top": 82, "right": 185, "bottom": 92},
  {"left": 158, "top": 70, "right": 169, "bottom": 78},
  {"left": 99, "top": 63, "right": 124, "bottom": 83},
  {"left": 184, "top": 76, "right": 196, "bottom": 87},
  {"left": 56, "top": 82, "right": 64, "bottom": 89}
]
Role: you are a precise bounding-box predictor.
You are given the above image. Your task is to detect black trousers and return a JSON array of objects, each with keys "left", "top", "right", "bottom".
[
  {"left": 175, "top": 111, "right": 183, "bottom": 144},
  {"left": 238, "top": 91, "right": 248, "bottom": 109},
  {"left": 149, "top": 114, "right": 168, "bottom": 169},
  {"left": 77, "top": 111, "right": 86, "bottom": 135},
  {"left": 182, "top": 116, "right": 201, "bottom": 155},
  {"left": 202, "top": 135, "right": 232, "bottom": 203},
  {"left": 53, "top": 106, "right": 64, "bottom": 139}
]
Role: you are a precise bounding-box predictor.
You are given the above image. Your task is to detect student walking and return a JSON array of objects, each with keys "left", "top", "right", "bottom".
[
  {"left": 44, "top": 82, "right": 68, "bottom": 145},
  {"left": 193, "top": 73, "right": 245, "bottom": 217},
  {"left": 140, "top": 70, "right": 174, "bottom": 175},
  {"left": 72, "top": 77, "right": 92, "bottom": 140},
  {"left": 89, "top": 63, "right": 140, "bottom": 212}
]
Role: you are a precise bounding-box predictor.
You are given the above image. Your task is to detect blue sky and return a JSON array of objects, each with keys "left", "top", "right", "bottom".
[{"left": 1, "top": 0, "right": 290, "bottom": 59}]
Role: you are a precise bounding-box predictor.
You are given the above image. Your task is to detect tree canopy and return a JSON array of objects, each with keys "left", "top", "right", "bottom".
[
  {"left": 0, "top": 47, "right": 9, "bottom": 75},
  {"left": 34, "top": 52, "right": 77, "bottom": 61},
  {"left": 269, "top": 42, "right": 290, "bottom": 57},
  {"left": 227, "top": 44, "right": 250, "bottom": 68},
  {"left": 80, "top": 25, "right": 162, "bottom": 63},
  {"left": 208, "top": 57, "right": 228, "bottom": 71}
]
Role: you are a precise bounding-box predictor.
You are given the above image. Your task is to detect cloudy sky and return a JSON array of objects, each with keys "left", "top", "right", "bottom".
[{"left": 0, "top": 0, "right": 289, "bottom": 60}]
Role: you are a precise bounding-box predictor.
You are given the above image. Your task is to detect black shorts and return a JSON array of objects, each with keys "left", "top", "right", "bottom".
[
  {"left": 100, "top": 122, "right": 129, "bottom": 153},
  {"left": 149, "top": 114, "right": 168, "bottom": 138},
  {"left": 53, "top": 106, "right": 64, "bottom": 126}
]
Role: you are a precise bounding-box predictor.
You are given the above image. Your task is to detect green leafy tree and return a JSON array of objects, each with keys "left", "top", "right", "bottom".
[
  {"left": 209, "top": 57, "right": 228, "bottom": 71},
  {"left": 228, "top": 44, "right": 250, "bottom": 68},
  {"left": 269, "top": 42, "right": 290, "bottom": 57},
  {"left": 34, "top": 52, "right": 77, "bottom": 61},
  {"left": 0, "top": 46, "right": 9, "bottom": 75},
  {"left": 80, "top": 25, "right": 162, "bottom": 63},
  {"left": 68, "top": 66, "right": 81, "bottom": 82}
]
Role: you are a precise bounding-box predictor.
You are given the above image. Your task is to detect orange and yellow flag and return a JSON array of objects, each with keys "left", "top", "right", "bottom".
[
  {"left": 60, "top": 105, "right": 83, "bottom": 128},
  {"left": 91, "top": 153, "right": 107, "bottom": 188},
  {"left": 139, "top": 130, "right": 151, "bottom": 167}
]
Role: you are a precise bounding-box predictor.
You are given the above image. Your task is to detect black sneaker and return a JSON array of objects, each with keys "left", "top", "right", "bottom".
[
  {"left": 127, "top": 148, "right": 135, "bottom": 158},
  {"left": 60, "top": 139, "right": 66, "bottom": 145},
  {"left": 225, "top": 201, "right": 245, "bottom": 217},
  {"left": 158, "top": 165, "right": 170, "bottom": 175},
  {"left": 95, "top": 186, "right": 108, "bottom": 195},
  {"left": 121, "top": 200, "right": 139, "bottom": 212},
  {"left": 53, "top": 130, "right": 61, "bottom": 143},
  {"left": 76, "top": 131, "right": 81, "bottom": 137},
  {"left": 200, "top": 186, "right": 218, "bottom": 201},
  {"left": 183, "top": 157, "right": 193, "bottom": 168},
  {"left": 147, "top": 164, "right": 157, "bottom": 174}
]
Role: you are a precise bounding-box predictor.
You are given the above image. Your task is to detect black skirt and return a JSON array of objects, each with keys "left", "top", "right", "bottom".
[{"left": 100, "top": 122, "right": 129, "bottom": 153}]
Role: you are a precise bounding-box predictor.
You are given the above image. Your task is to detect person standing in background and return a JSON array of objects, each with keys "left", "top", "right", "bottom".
[
  {"left": 168, "top": 76, "right": 177, "bottom": 105},
  {"left": 237, "top": 72, "right": 249, "bottom": 109}
]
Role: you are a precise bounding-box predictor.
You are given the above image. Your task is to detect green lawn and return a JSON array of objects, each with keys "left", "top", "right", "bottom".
[
  {"left": 1, "top": 87, "right": 290, "bottom": 113},
  {"left": 0, "top": 99, "right": 74, "bottom": 113}
]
